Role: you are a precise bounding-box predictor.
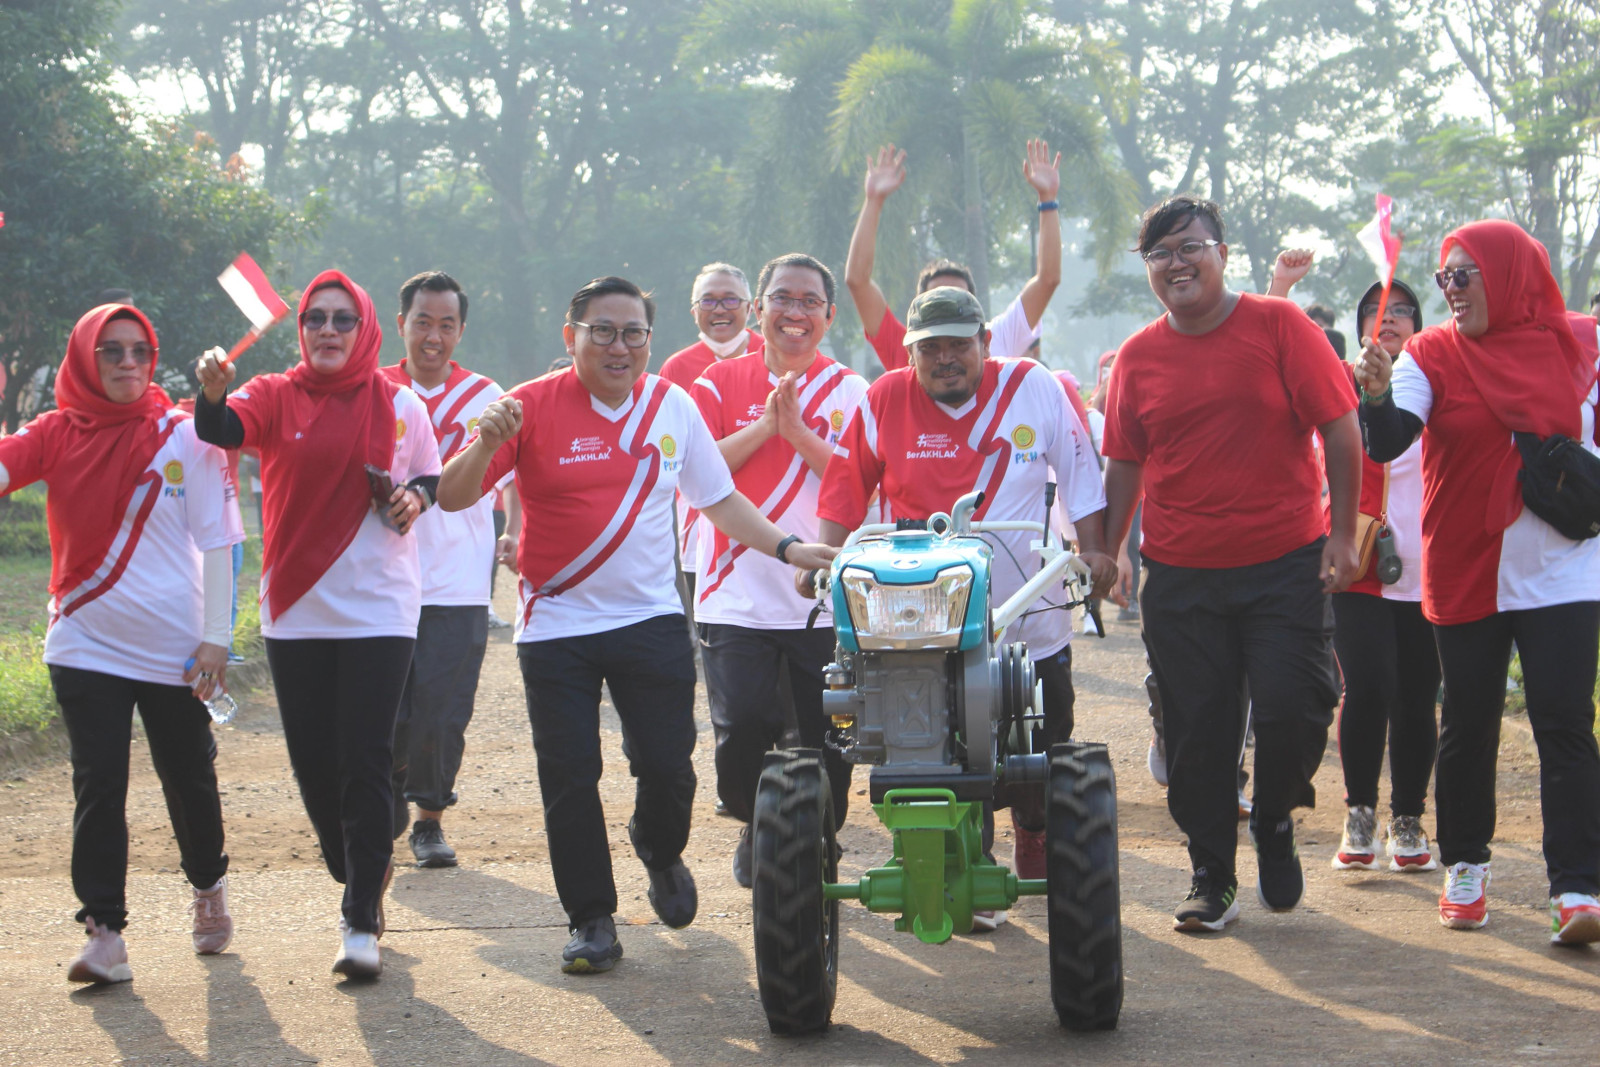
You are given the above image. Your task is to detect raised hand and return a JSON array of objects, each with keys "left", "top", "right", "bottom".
[
  {"left": 196, "top": 347, "right": 235, "bottom": 403},
  {"left": 1270, "top": 248, "right": 1316, "bottom": 295},
  {"left": 1023, "top": 138, "right": 1061, "bottom": 201},
  {"left": 1352, "top": 337, "right": 1393, "bottom": 397},
  {"left": 474, "top": 396, "right": 523, "bottom": 451},
  {"left": 864, "top": 144, "right": 907, "bottom": 204}
]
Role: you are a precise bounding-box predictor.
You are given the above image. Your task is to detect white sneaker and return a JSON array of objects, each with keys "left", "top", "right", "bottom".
[
  {"left": 1332, "top": 805, "right": 1379, "bottom": 870},
  {"left": 1386, "top": 815, "right": 1439, "bottom": 872},
  {"left": 971, "top": 909, "right": 1008, "bottom": 932},
  {"left": 1148, "top": 733, "right": 1168, "bottom": 786},
  {"left": 486, "top": 606, "right": 511, "bottom": 630},
  {"left": 333, "top": 923, "right": 382, "bottom": 978},
  {"left": 67, "top": 918, "right": 133, "bottom": 984}
]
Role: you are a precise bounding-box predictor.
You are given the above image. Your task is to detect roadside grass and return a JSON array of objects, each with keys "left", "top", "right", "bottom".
[{"left": 0, "top": 541, "right": 264, "bottom": 743}]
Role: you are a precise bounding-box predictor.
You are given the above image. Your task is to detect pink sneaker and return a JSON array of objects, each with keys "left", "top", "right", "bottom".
[
  {"left": 67, "top": 918, "right": 132, "bottom": 984},
  {"left": 190, "top": 877, "right": 234, "bottom": 955}
]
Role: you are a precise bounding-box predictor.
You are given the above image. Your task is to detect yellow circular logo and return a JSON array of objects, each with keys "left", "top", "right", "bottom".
[
  {"left": 1011, "top": 424, "right": 1036, "bottom": 449},
  {"left": 467, "top": 417, "right": 479, "bottom": 436},
  {"left": 395, "top": 418, "right": 407, "bottom": 441},
  {"left": 830, "top": 409, "right": 845, "bottom": 430},
  {"left": 163, "top": 460, "right": 184, "bottom": 484},
  {"left": 660, "top": 434, "right": 677, "bottom": 459}
]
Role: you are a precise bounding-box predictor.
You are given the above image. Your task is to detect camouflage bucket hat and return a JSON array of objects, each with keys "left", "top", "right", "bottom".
[{"left": 903, "top": 286, "right": 986, "bottom": 346}]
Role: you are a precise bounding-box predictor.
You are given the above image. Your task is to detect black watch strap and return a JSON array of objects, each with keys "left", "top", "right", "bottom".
[{"left": 775, "top": 534, "right": 802, "bottom": 563}]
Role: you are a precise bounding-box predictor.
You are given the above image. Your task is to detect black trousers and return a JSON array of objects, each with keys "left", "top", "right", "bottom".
[
  {"left": 265, "top": 636, "right": 414, "bottom": 934},
  {"left": 700, "top": 622, "right": 851, "bottom": 828},
  {"left": 1432, "top": 601, "right": 1600, "bottom": 895},
  {"left": 1141, "top": 539, "right": 1339, "bottom": 881},
  {"left": 1331, "top": 593, "right": 1440, "bottom": 816},
  {"left": 393, "top": 605, "right": 489, "bottom": 813},
  {"left": 517, "top": 614, "right": 698, "bottom": 926},
  {"left": 51, "top": 666, "right": 228, "bottom": 931},
  {"left": 1006, "top": 644, "right": 1076, "bottom": 833}
]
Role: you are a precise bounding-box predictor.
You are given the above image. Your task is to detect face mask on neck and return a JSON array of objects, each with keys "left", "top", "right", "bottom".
[{"left": 699, "top": 328, "right": 749, "bottom": 360}]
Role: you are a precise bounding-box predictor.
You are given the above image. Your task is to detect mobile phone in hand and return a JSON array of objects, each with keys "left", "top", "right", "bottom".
[{"left": 365, "top": 464, "right": 400, "bottom": 531}]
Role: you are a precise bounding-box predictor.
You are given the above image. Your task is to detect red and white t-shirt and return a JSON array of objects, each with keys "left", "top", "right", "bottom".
[
  {"left": 1102, "top": 293, "right": 1354, "bottom": 569},
  {"left": 1393, "top": 346, "right": 1600, "bottom": 624},
  {"left": 660, "top": 333, "right": 765, "bottom": 575},
  {"left": 475, "top": 369, "right": 736, "bottom": 642},
  {"left": 0, "top": 414, "right": 244, "bottom": 687},
  {"left": 867, "top": 293, "right": 1042, "bottom": 372},
  {"left": 691, "top": 352, "right": 865, "bottom": 628},
  {"left": 383, "top": 361, "right": 506, "bottom": 606},
  {"left": 818, "top": 358, "right": 1104, "bottom": 659},
  {"left": 231, "top": 384, "right": 440, "bottom": 638}
]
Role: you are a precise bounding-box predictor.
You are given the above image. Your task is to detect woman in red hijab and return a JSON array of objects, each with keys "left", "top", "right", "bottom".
[
  {"left": 1358, "top": 219, "right": 1600, "bottom": 945},
  {"left": 0, "top": 304, "right": 244, "bottom": 984},
  {"left": 196, "top": 271, "right": 441, "bottom": 979}
]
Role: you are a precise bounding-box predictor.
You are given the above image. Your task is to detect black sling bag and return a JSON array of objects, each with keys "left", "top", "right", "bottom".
[{"left": 1515, "top": 431, "right": 1600, "bottom": 541}]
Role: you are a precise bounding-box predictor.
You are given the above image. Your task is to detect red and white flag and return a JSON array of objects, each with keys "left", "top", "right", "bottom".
[
  {"left": 218, "top": 253, "right": 288, "bottom": 332},
  {"left": 1355, "top": 193, "right": 1404, "bottom": 330},
  {"left": 216, "top": 253, "right": 289, "bottom": 361}
]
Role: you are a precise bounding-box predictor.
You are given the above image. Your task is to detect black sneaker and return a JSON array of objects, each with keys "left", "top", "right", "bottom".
[
  {"left": 561, "top": 915, "right": 623, "bottom": 974},
  {"left": 647, "top": 860, "right": 698, "bottom": 929},
  {"left": 1174, "top": 868, "right": 1240, "bottom": 932},
  {"left": 1252, "top": 813, "right": 1304, "bottom": 911},
  {"left": 409, "top": 818, "right": 458, "bottom": 868},
  {"left": 733, "top": 825, "right": 753, "bottom": 889}
]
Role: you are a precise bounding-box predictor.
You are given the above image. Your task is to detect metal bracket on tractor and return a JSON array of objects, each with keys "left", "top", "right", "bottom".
[{"left": 751, "top": 491, "right": 1123, "bottom": 1036}]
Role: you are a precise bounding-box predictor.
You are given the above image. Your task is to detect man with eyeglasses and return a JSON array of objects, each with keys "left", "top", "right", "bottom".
[
  {"left": 1098, "top": 195, "right": 1360, "bottom": 934},
  {"left": 812, "top": 286, "right": 1114, "bottom": 921},
  {"left": 660, "top": 263, "right": 765, "bottom": 608},
  {"left": 689, "top": 253, "right": 866, "bottom": 887},
  {"left": 379, "top": 271, "right": 505, "bottom": 870},
  {"left": 845, "top": 140, "right": 1062, "bottom": 371}
]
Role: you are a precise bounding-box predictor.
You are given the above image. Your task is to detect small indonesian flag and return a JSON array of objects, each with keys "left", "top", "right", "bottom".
[
  {"left": 1356, "top": 194, "right": 1402, "bottom": 286},
  {"left": 0, "top": 211, "right": 6, "bottom": 228},
  {"left": 217, "top": 253, "right": 288, "bottom": 332}
]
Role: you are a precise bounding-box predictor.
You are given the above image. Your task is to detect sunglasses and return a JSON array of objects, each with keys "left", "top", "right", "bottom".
[
  {"left": 299, "top": 309, "right": 362, "bottom": 332},
  {"left": 94, "top": 343, "right": 155, "bottom": 365},
  {"left": 1434, "top": 267, "right": 1483, "bottom": 291}
]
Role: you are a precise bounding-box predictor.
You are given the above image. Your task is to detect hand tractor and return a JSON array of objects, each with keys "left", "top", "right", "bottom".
[{"left": 751, "top": 491, "right": 1122, "bottom": 1034}]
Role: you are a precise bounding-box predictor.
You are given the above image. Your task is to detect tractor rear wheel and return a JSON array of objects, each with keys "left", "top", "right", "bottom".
[
  {"left": 1045, "top": 741, "right": 1123, "bottom": 1031},
  {"left": 752, "top": 748, "right": 839, "bottom": 1034}
]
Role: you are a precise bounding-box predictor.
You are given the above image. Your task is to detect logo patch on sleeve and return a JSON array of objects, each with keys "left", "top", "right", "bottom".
[
  {"left": 1010, "top": 424, "right": 1036, "bottom": 450},
  {"left": 163, "top": 460, "right": 184, "bottom": 484}
]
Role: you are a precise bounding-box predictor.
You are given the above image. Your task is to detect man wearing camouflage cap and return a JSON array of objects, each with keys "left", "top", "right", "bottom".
[{"left": 811, "top": 287, "right": 1116, "bottom": 921}]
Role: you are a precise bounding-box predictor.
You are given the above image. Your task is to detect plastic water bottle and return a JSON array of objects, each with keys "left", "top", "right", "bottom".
[{"left": 183, "top": 657, "right": 239, "bottom": 725}]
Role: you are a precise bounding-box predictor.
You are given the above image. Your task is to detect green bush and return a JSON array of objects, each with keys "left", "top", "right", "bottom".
[{"left": 0, "top": 624, "right": 57, "bottom": 735}]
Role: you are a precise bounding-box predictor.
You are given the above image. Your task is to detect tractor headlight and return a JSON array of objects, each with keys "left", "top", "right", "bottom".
[{"left": 840, "top": 565, "right": 973, "bottom": 650}]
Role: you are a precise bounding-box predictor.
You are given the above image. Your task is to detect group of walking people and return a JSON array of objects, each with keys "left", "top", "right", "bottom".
[{"left": 5, "top": 138, "right": 1599, "bottom": 991}]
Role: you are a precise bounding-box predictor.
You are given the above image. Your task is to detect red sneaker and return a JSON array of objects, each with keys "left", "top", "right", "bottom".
[
  {"left": 1550, "top": 893, "right": 1600, "bottom": 946},
  {"left": 1439, "top": 862, "right": 1490, "bottom": 930}
]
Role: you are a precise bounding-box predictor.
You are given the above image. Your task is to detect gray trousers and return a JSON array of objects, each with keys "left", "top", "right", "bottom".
[{"left": 393, "top": 604, "right": 489, "bottom": 813}]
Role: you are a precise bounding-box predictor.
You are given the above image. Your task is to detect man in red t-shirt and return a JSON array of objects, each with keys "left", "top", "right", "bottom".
[
  {"left": 1099, "top": 196, "right": 1360, "bottom": 934},
  {"left": 659, "top": 263, "right": 764, "bottom": 608},
  {"left": 844, "top": 141, "right": 1063, "bottom": 372}
]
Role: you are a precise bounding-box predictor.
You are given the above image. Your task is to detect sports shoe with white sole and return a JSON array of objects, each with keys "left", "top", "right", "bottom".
[
  {"left": 332, "top": 926, "right": 381, "bottom": 978},
  {"left": 1332, "top": 805, "right": 1378, "bottom": 870},
  {"left": 1175, "top": 869, "right": 1239, "bottom": 933},
  {"left": 1386, "top": 815, "right": 1438, "bottom": 872},
  {"left": 67, "top": 918, "right": 133, "bottom": 984},
  {"left": 970, "top": 909, "right": 1009, "bottom": 932},
  {"left": 190, "top": 876, "right": 234, "bottom": 954},
  {"left": 1439, "top": 861, "right": 1490, "bottom": 930},
  {"left": 1549, "top": 893, "right": 1600, "bottom": 945}
]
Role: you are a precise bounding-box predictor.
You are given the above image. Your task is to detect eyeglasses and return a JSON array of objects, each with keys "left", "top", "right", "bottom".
[
  {"left": 1141, "top": 239, "right": 1219, "bottom": 268},
  {"left": 1434, "top": 266, "right": 1483, "bottom": 291},
  {"left": 94, "top": 343, "right": 154, "bottom": 365},
  {"left": 574, "top": 322, "right": 652, "bottom": 348},
  {"left": 763, "top": 293, "right": 829, "bottom": 312},
  {"left": 300, "top": 309, "right": 362, "bottom": 332},
  {"left": 1360, "top": 302, "right": 1417, "bottom": 322},
  {"left": 696, "top": 296, "right": 747, "bottom": 311}
]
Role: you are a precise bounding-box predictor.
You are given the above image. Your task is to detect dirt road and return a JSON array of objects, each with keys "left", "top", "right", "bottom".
[{"left": 2, "top": 585, "right": 1597, "bottom": 1065}]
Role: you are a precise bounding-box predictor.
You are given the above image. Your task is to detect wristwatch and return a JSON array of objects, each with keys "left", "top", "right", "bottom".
[{"left": 775, "top": 534, "right": 801, "bottom": 563}]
